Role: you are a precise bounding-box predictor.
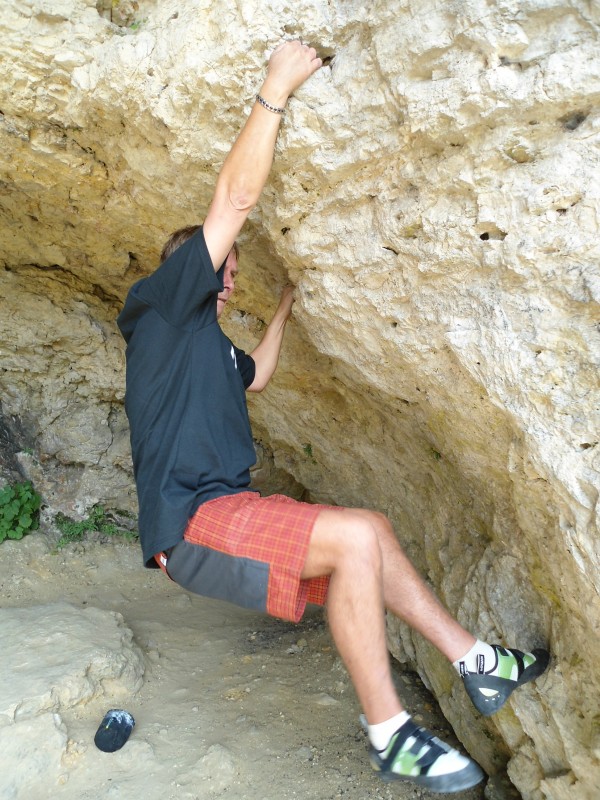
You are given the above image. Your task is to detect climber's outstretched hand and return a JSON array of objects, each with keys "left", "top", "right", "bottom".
[{"left": 264, "top": 40, "right": 322, "bottom": 100}]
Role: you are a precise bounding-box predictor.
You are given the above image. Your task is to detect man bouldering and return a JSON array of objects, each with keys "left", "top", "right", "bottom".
[{"left": 117, "top": 40, "right": 549, "bottom": 793}]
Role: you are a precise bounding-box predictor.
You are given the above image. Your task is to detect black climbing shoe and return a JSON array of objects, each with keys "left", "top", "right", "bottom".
[
  {"left": 369, "top": 719, "right": 485, "bottom": 793},
  {"left": 461, "top": 644, "right": 550, "bottom": 716}
]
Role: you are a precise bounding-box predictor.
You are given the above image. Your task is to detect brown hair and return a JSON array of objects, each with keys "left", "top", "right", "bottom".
[{"left": 160, "top": 225, "right": 240, "bottom": 264}]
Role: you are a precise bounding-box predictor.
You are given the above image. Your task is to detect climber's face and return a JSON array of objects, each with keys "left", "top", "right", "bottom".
[{"left": 217, "top": 248, "right": 238, "bottom": 318}]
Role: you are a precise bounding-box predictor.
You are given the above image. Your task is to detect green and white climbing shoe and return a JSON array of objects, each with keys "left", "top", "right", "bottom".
[
  {"left": 461, "top": 644, "right": 549, "bottom": 716},
  {"left": 369, "top": 720, "right": 485, "bottom": 793}
]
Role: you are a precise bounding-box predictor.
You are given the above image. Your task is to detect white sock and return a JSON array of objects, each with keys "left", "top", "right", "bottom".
[
  {"left": 453, "top": 639, "right": 496, "bottom": 676},
  {"left": 368, "top": 710, "right": 411, "bottom": 751}
]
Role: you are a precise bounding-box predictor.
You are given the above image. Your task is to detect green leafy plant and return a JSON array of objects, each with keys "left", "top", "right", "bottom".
[
  {"left": 302, "top": 442, "right": 317, "bottom": 464},
  {"left": 54, "top": 505, "right": 138, "bottom": 550},
  {"left": 0, "top": 481, "right": 42, "bottom": 543}
]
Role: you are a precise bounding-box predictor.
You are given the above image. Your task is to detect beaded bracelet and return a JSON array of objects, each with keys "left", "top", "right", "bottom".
[{"left": 256, "top": 94, "right": 286, "bottom": 114}]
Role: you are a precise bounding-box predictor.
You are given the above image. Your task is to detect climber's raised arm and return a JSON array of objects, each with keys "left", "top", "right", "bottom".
[
  {"left": 247, "top": 285, "right": 295, "bottom": 392},
  {"left": 202, "top": 41, "right": 321, "bottom": 271}
]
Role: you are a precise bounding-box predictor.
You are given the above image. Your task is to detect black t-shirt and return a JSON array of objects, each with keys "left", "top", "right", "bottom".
[{"left": 117, "top": 228, "right": 256, "bottom": 566}]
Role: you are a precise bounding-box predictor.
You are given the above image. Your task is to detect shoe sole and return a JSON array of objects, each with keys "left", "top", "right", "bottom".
[
  {"left": 464, "top": 648, "right": 550, "bottom": 716},
  {"left": 372, "top": 757, "right": 485, "bottom": 793}
]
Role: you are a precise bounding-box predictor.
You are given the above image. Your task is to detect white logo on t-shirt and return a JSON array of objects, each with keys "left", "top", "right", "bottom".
[{"left": 230, "top": 345, "right": 238, "bottom": 370}]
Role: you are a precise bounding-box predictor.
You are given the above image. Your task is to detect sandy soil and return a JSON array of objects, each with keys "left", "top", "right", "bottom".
[{"left": 2, "top": 532, "right": 486, "bottom": 800}]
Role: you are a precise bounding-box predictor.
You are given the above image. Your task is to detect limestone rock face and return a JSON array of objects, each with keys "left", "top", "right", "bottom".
[
  {"left": 0, "top": 602, "right": 145, "bottom": 798},
  {"left": 0, "top": 1, "right": 599, "bottom": 797}
]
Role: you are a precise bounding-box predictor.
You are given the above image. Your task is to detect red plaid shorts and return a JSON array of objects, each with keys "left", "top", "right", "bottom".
[{"left": 161, "top": 492, "right": 334, "bottom": 623}]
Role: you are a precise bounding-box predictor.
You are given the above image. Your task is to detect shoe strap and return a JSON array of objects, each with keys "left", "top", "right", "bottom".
[
  {"left": 381, "top": 722, "right": 446, "bottom": 775},
  {"left": 414, "top": 736, "right": 447, "bottom": 773},
  {"left": 380, "top": 720, "right": 419, "bottom": 768},
  {"left": 493, "top": 645, "right": 525, "bottom": 678}
]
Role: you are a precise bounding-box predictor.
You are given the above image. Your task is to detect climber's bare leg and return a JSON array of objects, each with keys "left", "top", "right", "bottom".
[
  {"left": 350, "top": 508, "right": 476, "bottom": 660},
  {"left": 301, "top": 508, "right": 475, "bottom": 724}
]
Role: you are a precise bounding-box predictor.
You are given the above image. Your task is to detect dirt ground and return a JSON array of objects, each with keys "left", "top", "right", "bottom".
[{"left": 2, "top": 532, "right": 487, "bottom": 800}]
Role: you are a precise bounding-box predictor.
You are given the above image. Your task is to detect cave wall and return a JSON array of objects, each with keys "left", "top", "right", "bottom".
[{"left": 1, "top": 1, "right": 599, "bottom": 797}]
